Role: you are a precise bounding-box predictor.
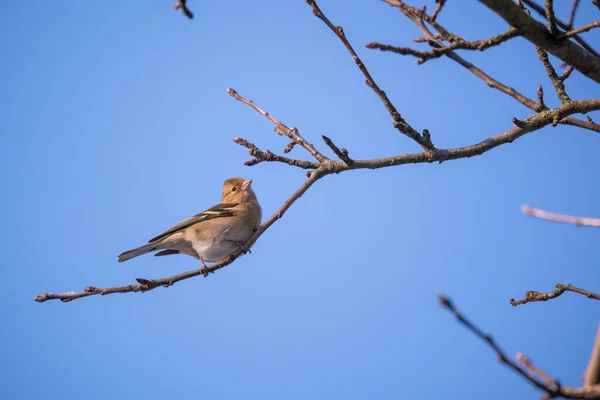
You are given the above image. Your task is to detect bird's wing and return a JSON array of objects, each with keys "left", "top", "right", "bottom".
[{"left": 147, "top": 202, "right": 238, "bottom": 243}]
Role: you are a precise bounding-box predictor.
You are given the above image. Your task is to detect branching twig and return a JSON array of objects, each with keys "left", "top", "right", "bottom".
[
  {"left": 510, "top": 284, "right": 600, "bottom": 306},
  {"left": 517, "top": 352, "right": 559, "bottom": 389},
  {"left": 536, "top": 47, "right": 571, "bottom": 103},
  {"left": 545, "top": 0, "right": 559, "bottom": 36},
  {"left": 376, "top": 0, "right": 600, "bottom": 134},
  {"left": 478, "top": 0, "right": 600, "bottom": 84},
  {"left": 232, "top": 137, "right": 319, "bottom": 169},
  {"left": 227, "top": 88, "right": 329, "bottom": 164},
  {"left": 440, "top": 294, "right": 600, "bottom": 399},
  {"left": 366, "top": 28, "right": 520, "bottom": 64},
  {"left": 306, "top": 0, "right": 436, "bottom": 152},
  {"left": 521, "top": 205, "right": 600, "bottom": 227},
  {"left": 521, "top": 0, "right": 599, "bottom": 58}
]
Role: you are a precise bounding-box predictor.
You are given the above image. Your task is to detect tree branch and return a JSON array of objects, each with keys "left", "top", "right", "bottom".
[
  {"left": 227, "top": 88, "right": 329, "bottom": 164},
  {"left": 375, "top": 1, "right": 600, "bottom": 134},
  {"left": 34, "top": 169, "right": 325, "bottom": 303},
  {"left": 510, "top": 283, "right": 600, "bottom": 306},
  {"left": 521, "top": 205, "right": 600, "bottom": 227},
  {"left": 366, "top": 27, "right": 520, "bottom": 64},
  {"left": 305, "top": 0, "right": 436, "bottom": 152},
  {"left": 562, "top": 20, "right": 600, "bottom": 39},
  {"left": 478, "top": 0, "right": 600, "bottom": 83},
  {"left": 439, "top": 294, "right": 600, "bottom": 399},
  {"left": 521, "top": 0, "right": 599, "bottom": 58},
  {"left": 536, "top": 47, "right": 571, "bottom": 103}
]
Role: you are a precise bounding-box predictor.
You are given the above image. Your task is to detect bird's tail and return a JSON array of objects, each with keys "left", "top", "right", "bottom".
[{"left": 118, "top": 243, "right": 157, "bottom": 263}]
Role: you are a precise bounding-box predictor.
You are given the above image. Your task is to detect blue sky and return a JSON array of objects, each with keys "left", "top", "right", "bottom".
[{"left": 1, "top": 1, "right": 599, "bottom": 399}]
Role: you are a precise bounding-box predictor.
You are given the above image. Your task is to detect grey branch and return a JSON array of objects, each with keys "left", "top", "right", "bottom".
[
  {"left": 478, "top": 0, "right": 600, "bottom": 83},
  {"left": 440, "top": 294, "right": 600, "bottom": 399},
  {"left": 510, "top": 283, "right": 600, "bottom": 306}
]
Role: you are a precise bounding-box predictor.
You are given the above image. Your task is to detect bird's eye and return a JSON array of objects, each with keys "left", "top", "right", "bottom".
[{"left": 231, "top": 187, "right": 237, "bottom": 192}]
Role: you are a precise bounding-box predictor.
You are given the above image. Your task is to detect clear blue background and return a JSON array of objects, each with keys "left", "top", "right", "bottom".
[{"left": 1, "top": 1, "right": 598, "bottom": 399}]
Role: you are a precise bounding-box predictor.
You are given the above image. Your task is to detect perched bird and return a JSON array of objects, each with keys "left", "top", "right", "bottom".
[{"left": 118, "top": 177, "right": 261, "bottom": 273}]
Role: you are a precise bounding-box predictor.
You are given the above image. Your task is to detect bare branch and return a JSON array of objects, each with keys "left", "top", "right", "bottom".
[
  {"left": 305, "top": 0, "right": 436, "bottom": 152},
  {"left": 521, "top": 0, "right": 599, "bottom": 58},
  {"left": 439, "top": 294, "right": 600, "bottom": 399},
  {"left": 562, "top": 20, "right": 600, "bottom": 39},
  {"left": 537, "top": 85, "right": 546, "bottom": 110},
  {"left": 545, "top": 0, "right": 559, "bottom": 36},
  {"left": 35, "top": 169, "right": 326, "bottom": 303},
  {"left": 567, "top": 0, "right": 580, "bottom": 30},
  {"left": 560, "top": 66, "right": 575, "bottom": 81},
  {"left": 375, "top": 1, "right": 600, "bottom": 134},
  {"left": 535, "top": 47, "right": 571, "bottom": 103},
  {"left": 232, "top": 137, "right": 319, "bottom": 170},
  {"left": 321, "top": 135, "right": 354, "bottom": 165},
  {"left": 521, "top": 205, "right": 600, "bottom": 227},
  {"left": 430, "top": 0, "right": 447, "bottom": 22},
  {"left": 510, "top": 284, "right": 600, "bottom": 306},
  {"left": 366, "top": 28, "right": 520, "bottom": 64},
  {"left": 227, "top": 88, "right": 329, "bottom": 164},
  {"left": 478, "top": 0, "right": 600, "bottom": 84},
  {"left": 517, "top": 352, "right": 558, "bottom": 388}
]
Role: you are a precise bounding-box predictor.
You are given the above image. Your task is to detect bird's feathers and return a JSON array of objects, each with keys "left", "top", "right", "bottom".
[
  {"left": 118, "top": 243, "right": 156, "bottom": 263},
  {"left": 154, "top": 249, "right": 180, "bottom": 257},
  {"left": 147, "top": 202, "right": 238, "bottom": 243}
]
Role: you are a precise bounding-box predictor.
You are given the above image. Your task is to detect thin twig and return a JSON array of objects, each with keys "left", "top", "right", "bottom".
[
  {"left": 510, "top": 283, "right": 600, "bottom": 306},
  {"left": 517, "top": 352, "right": 559, "bottom": 388},
  {"left": 537, "top": 85, "right": 546, "bottom": 110},
  {"left": 521, "top": 205, "right": 600, "bottom": 227},
  {"left": 232, "top": 137, "right": 319, "bottom": 169},
  {"left": 173, "top": 0, "right": 193, "bottom": 19},
  {"left": 562, "top": 20, "right": 600, "bottom": 39},
  {"left": 560, "top": 66, "right": 575, "bottom": 81},
  {"left": 567, "top": 0, "right": 580, "bottom": 30},
  {"left": 227, "top": 88, "right": 330, "bottom": 163},
  {"left": 306, "top": 0, "right": 436, "bottom": 152},
  {"left": 440, "top": 294, "right": 600, "bottom": 399},
  {"left": 438, "top": 294, "right": 560, "bottom": 396},
  {"left": 321, "top": 135, "right": 354, "bottom": 165},
  {"left": 366, "top": 28, "right": 520, "bottom": 64},
  {"left": 545, "top": 0, "right": 559, "bottom": 36},
  {"left": 430, "top": 0, "right": 447, "bottom": 21},
  {"left": 376, "top": 0, "right": 600, "bottom": 134},
  {"left": 535, "top": 47, "right": 571, "bottom": 103}
]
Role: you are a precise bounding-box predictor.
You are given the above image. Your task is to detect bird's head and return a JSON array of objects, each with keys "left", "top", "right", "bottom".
[{"left": 221, "top": 177, "right": 258, "bottom": 204}]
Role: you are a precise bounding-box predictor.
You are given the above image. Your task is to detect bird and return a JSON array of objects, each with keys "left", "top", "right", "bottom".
[{"left": 118, "top": 177, "right": 262, "bottom": 274}]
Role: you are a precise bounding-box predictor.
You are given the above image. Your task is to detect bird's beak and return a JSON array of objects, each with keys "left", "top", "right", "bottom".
[{"left": 241, "top": 179, "right": 252, "bottom": 191}]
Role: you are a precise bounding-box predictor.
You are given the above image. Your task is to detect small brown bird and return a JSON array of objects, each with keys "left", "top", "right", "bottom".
[{"left": 118, "top": 178, "right": 261, "bottom": 270}]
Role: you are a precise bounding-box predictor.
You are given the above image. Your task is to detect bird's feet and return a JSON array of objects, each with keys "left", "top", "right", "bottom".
[{"left": 200, "top": 258, "right": 211, "bottom": 278}]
